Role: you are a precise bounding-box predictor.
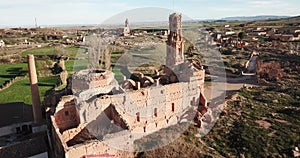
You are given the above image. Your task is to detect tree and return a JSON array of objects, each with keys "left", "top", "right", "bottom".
[
  {"left": 257, "top": 60, "right": 283, "bottom": 81},
  {"left": 238, "top": 31, "right": 246, "bottom": 40}
]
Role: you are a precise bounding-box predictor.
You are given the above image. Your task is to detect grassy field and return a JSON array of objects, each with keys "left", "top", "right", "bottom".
[
  {"left": 0, "top": 48, "right": 23, "bottom": 57},
  {"left": 201, "top": 86, "right": 300, "bottom": 157},
  {"left": 21, "top": 46, "right": 56, "bottom": 57},
  {"left": 65, "top": 60, "right": 88, "bottom": 74},
  {"left": 111, "top": 66, "right": 123, "bottom": 83},
  {"left": 0, "top": 63, "right": 28, "bottom": 86},
  {"left": 0, "top": 45, "right": 89, "bottom": 105},
  {"left": 21, "top": 45, "right": 86, "bottom": 58},
  {"left": 0, "top": 77, "right": 59, "bottom": 104}
]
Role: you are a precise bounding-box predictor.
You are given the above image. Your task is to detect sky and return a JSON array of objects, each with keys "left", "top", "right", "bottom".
[{"left": 0, "top": 0, "right": 299, "bottom": 27}]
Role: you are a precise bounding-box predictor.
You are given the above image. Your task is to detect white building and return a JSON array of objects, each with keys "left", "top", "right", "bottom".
[
  {"left": 0, "top": 40, "right": 5, "bottom": 47},
  {"left": 225, "top": 31, "right": 235, "bottom": 35}
]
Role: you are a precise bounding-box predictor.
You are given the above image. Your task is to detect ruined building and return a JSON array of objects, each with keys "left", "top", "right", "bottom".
[
  {"left": 0, "top": 55, "right": 49, "bottom": 157},
  {"left": 166, "top": 13, "right": 184, "bottom": 66},
  {"left": 49, "top": 13, "right": 207, "bottom": 157},
  {"left": 123, "top": 18, "right": 130, "bottom": 36}
]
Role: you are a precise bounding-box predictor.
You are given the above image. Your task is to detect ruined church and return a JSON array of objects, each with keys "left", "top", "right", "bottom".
[{"left": 48, "top": 13, "right": 207, "bottom": 157}]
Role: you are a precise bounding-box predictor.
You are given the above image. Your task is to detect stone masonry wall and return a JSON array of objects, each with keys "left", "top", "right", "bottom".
[
  {"left": 54, "top": 101, "right": 80, "bottom": 132},
  {"left": 78, "top": 80, "right": 202, "bottom": 133},
  {"left": 66, "top": 140, "right": 134, "bottom": 158}
]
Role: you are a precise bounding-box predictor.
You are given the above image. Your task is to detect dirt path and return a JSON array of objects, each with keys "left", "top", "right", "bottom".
[{"left": 204, "top": 75, "right": 258, "bottom": 103}]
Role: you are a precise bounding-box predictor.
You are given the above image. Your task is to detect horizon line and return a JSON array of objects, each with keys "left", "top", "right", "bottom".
[{"left": 0, "top": 14, "right": 296, "bottom": 29}]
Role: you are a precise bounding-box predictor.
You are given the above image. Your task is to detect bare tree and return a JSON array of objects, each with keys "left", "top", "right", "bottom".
[{"left": 85, "top": 32, "right": 116, "bottom": 70}]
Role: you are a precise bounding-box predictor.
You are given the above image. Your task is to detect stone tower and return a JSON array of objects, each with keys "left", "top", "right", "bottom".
[
  {"left": 27, "top": 54, "right": 43, "bottom": 124},
  {"left": 166, "top": 13, "right": 184, "bottom": 66},
  {"left": 123, "top": 18, "right": 130, "bottom": 36}
]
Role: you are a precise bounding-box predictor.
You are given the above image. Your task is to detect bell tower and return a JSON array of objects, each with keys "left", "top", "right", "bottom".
[
  {"left": 123, "top": 18, "right": 130, "bottom": 36},
  {"left": 166, "top": 13, "right": 184, "bottom": 66}
]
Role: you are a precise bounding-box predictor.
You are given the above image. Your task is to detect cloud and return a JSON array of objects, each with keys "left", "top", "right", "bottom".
[
  {"left": 0, "top": 5, "right": 13, "bottom": 10},
  {"left": 247, "top": 0, "right": 289, "bottom": 8}
]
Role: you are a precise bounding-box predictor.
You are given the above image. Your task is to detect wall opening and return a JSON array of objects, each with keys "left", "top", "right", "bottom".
[
  {"left": 172, "top": 103, "right": 175, "bottom": 112},
  {"left": 123, "top": 96, "right": 126, "bottom": 103},
  {"left": 154, "top": 108, "right": 158, "bottom": 117},
  {"left": 143, "top": 126, "right": 146, "bottom": 133},
  {"left": 136, "top": 112, "right": 140, "bottom": 122},
  {"left": 192, "top": 97, "right": 196, "bottom": 106},
  {"left": 65, "top": 111, "right": 69, "bottom": 116}
]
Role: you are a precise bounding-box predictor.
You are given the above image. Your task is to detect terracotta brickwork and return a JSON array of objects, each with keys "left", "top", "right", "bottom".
[
  {"left": 166, "top": 13, "right": 184, "bottom": 66},
  {"left": 54, "top": 96, "right": 80, "bottom": 132},
  {"left": 72, "top": 70, "right": 115, "bottom": 94},
  {"left": 50, "top": 12, "right": 208, "bottom": 157}
]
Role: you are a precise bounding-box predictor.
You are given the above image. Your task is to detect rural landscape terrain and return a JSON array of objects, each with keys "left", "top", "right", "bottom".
[{"left": 0, "top": 8, "right": 299, "bottom": 158}]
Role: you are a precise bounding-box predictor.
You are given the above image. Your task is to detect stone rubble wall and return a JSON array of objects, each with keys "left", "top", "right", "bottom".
[
  {"left": 50, "top": 116, "right": 68, "bottom": 158},
  {"left": 78, "top": 79, "right": 202, "bottom": 133},
  {"left": 54, "top": 101, "right": 80, "bottom": 132},
  {"left": 0, "top": 76, "right": 25, "bottom": 91},
  {"left": 65, "top": 140, "right": 134, "bottom": 158},
  {"left": 0, "top": 134, "right": 48, "bottom": 158}
]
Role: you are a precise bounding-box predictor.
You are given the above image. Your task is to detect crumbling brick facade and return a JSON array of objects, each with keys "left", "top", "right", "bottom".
[
  {"left": 50, "top": 12, "right": 208, "bottom": 157},
  {"left": 166, "top": 13, "right": 185, "bottom": 66}
]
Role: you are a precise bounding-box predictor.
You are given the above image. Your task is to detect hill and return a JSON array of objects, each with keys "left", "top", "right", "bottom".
[{"left": 221, "top": 15, "right": 290, "bottom": 21}]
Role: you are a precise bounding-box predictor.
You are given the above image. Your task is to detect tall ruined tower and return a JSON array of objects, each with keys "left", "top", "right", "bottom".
[
  {"left": 166, "top": 13, "right": 184, "bottom": 66},
  {"left": 123, "top": 18, "right": 130, "bottom": 36}
]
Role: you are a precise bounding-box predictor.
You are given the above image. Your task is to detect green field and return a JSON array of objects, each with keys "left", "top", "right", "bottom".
[
  {"left": 21, "top": 45, "right": 86, "bottom": 58},
  {"left": 0, "top": 54, "right": 89, "bottom": 105},
  {"left": 0, "top": 63, "right": 28, "bottom": 86},
  {"left": 112, "top": 66, "right": 123, "bottom": 83},
  {"left": 65, "top": 60, "right": 88, "bottom": 74},
  {"left": 21, "top": 46, "right": 56, "bottom": 57},
  {"left": 0, "top": 77, "right": 59, "bottom": 104}
]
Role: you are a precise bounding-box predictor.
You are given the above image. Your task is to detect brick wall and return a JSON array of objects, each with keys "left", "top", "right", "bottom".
[{"left": 54, "top": 102, "right": 80, "bottom": 132}]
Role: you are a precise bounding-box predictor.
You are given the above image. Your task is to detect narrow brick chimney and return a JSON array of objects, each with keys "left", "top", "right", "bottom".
[{"left": 27, "top": 54, "right": 43, "bottom": 124}]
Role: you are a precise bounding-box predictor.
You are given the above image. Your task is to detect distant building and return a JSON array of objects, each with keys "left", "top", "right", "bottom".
[
  {"left": 216, "top": 33, "right": 222, "bottom": 40},
  {"left": 256, "top": 27, "right": 262, "bottom": 31},
  {"left": 123, "top": 18, "right": 130, "bottom": 36},
  {"left": 0, "top": 40, "right": 5, "bottom": 47},
  {"left": 257, "top": 32, "right": 267, "bottom": 36},
  {"left": 267, "top": 28, "right": 278, "bottom": 36},
  {"left": 280, "top": 35, "right": 294, "bottom": 42},
  {"left": 225, "top": 31, "right": 235, "bottom": 35},
  {"left": 23, "top": 39, "right": 30, "bottom": 45},
  {"left": 293, "top": 32, "right": 300, "bottom": 41}
]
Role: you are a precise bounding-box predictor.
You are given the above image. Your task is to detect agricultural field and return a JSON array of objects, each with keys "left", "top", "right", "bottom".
[
  {"left": 0, "top": 62, "right": 28, "bottom": 86},
  {"left": 21, "top": 45, "right": 86, "bottom": 58},
  {"left": 0, "top": 44, "right": 88, "bottom": 104},
  {"left": 65, "top": 60, "right": 88, "bottom": 74},
  {"left": 0, "top": 77, "right": 59, "bottom": 104}
]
